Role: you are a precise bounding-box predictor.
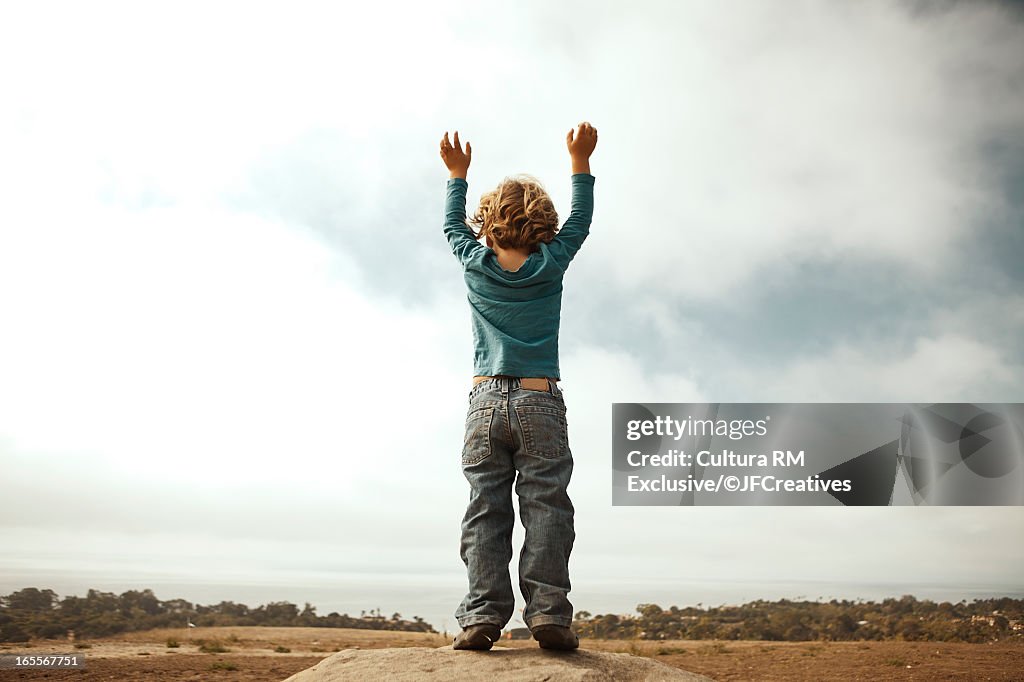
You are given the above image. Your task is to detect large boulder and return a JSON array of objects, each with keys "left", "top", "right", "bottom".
[{"left": 281, "top": 645, "right": 715, "bottom": 681}]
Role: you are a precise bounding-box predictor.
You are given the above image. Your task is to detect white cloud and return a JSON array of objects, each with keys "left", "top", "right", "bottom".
[
  {"left": 728, "top": 333, "right": 1023, "bottom": 402},
  {"left": 0, "top": 199, "right": 471, "bottom": 493},
  {"left": 569, "top": 0, "right": 1024, "bottom": 299}
]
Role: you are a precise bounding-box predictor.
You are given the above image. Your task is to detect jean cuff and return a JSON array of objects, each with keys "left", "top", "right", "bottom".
[
  {"left": 457, "top": 616, "right": 505, "bottom": 629},
  {"left": 526, "top": 615, "right": 573, "bottom": 629}
]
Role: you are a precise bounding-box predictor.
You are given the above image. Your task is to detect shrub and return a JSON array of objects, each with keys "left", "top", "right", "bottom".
[{"left": 199, "top": 640, "right": 229, "bottom": 653}]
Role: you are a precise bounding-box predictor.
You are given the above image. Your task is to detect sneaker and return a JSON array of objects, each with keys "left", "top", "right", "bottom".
[
  {"left": 453, "top": 623, "right": 502, "bottom": 650},
  {"left": 531, "top": 624, "right": 579, "bottom": 650}
]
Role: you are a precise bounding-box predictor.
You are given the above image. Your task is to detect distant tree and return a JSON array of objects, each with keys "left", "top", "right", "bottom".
[
  {"left": 161, "top": 598, "right": 194, "bottom": 614},
  {"left": 3, "top": 588, "right": 58, "bottom": 612},
  {"left": 119, "top": 589, "right": 161, "bottom": 616}
]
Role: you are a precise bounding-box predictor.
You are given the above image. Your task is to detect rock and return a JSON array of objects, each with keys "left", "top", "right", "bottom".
[{"left": 281, "top": 645, "right": 715, "bottom": 681}]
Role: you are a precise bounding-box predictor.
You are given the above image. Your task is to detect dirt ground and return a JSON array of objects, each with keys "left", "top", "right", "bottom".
[{"left": 0, "top": 626, "right": 1021, "bottom": 681}]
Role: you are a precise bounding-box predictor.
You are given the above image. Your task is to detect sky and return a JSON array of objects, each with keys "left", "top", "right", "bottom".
[{"left": 1, "top": 0, "right": 1022, "bottom": 633}]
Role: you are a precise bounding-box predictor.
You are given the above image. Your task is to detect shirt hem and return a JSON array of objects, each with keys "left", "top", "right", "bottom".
[{"left": 473, "top": 369, "right": 561, "bottom": 381}]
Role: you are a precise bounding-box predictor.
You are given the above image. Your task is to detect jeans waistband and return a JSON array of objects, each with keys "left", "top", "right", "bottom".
[{"left": 469, "top": 377, "right": 560, "bottom": 399}]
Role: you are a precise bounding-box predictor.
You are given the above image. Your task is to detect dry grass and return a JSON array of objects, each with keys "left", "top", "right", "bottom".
[{"left": 2, "top": 627, "right": 1022, "bottom": 681}]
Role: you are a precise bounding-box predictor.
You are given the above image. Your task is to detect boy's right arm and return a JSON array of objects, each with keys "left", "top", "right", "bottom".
[
  {"left": 547, "top": 173, "right": 596, "bottom": 271},
  {"left": 548, "top": 121, "right": 598, "bottom": 271}
]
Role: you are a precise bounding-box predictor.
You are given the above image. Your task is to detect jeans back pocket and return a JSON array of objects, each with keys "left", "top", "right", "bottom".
[
  {"left": 462, "top": 406, "right": 496, "bottom": 466},
  {"left": 516, "top": 404, "right": 569, "bottom": 459}
]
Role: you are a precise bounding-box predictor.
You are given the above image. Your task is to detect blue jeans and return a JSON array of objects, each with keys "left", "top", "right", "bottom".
[{"left": 454, "top": 377, "right": 576, "bottom": 630}]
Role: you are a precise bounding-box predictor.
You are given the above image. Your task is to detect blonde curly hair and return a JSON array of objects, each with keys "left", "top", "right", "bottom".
[{"left": 468, "top": 174, "right": 559, "bottom": 251}]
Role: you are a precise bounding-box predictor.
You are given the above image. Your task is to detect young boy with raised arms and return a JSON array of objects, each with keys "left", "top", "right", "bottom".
[{"left": 438, "top": 121, "right": 598, "bottom": 651}]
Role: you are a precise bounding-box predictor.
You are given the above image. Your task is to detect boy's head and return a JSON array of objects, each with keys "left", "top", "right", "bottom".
[{"left": 469, "top": 175, "right": 559, "bottom": 252}]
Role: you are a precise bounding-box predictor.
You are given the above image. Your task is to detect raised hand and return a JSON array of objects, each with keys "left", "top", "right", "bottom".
[
  {"left": 440, "top": 130, "right": 472, "bottom": 179},
  {"left": 566, "top": 121, "right": 597, "bottom": 174}
]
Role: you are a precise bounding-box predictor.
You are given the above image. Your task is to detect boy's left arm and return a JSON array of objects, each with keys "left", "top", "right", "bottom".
[
  {"left": 439, "top": 130, "right": 483, "bottom": 266},
  {"left": 443, "top": 176, "right": 483, "bottom": 266}
]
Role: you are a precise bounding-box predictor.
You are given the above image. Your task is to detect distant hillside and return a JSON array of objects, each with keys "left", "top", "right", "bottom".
[
  {"left": 572, "top": 596, "right": 1024, "bottom": 643},
  {"left": 0, "top": 587, "right": 435, "bottom": 642},
  {"left": 4, "top": 588, "right": 1022, "bottom": 644}
]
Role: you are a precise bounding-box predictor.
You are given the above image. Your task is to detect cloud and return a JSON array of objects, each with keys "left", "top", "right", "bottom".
[
  {"left": 569, "top": 0, "right": 1023, "bottom": 300},
  {"left": 737, "top": 333, "right": 1022, "bottom": 402},
  {"left": 0, "top": 199, "right": 473, "bottom": 494}
]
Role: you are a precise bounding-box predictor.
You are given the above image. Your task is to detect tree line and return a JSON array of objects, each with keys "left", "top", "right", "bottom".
[
  {"left": 5, "top": 588, "right": 1021, "bottom": 644},
  {"left": 0, "top": 587, "right": 435, "bottom": 642},
  {"left": 572, "top": 595, "right": 1024, "bottom": 643}
]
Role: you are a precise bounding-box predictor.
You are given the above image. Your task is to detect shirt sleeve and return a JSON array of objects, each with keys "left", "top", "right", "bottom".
[
  {"left": 443, "top": 177, "right": 484, "bottom": 267},
  {"left": 546, "top": 173, "right": 595, "bottom": 271}
]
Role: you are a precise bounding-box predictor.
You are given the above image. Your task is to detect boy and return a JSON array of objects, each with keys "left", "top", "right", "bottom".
[{"left": 438, "top": 122, "right": 598, "bottom": 651}]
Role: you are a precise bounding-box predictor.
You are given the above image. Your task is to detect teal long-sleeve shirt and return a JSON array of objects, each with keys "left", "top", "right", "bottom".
[{"left": 443, "top": 173, "right": 596, "bottom": 380}]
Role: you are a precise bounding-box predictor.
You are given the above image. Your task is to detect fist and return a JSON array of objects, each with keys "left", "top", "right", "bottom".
[{"left": 566, "top": 121, "right": 598, "bottom": 159}]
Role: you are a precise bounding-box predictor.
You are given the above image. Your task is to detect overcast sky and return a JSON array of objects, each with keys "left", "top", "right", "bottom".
[{"left": 1, "top": 0, "right": 1022, "bottom": 632}]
